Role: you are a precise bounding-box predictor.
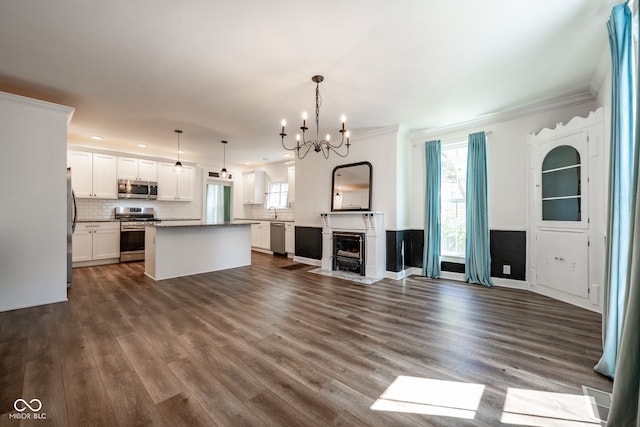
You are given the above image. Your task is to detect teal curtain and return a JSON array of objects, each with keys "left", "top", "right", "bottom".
[
  {"left": 595, "top": 2, "right": 635, "bottom": 380},
  {"left": 465, "top": 131, "right": 493, "bottom": 286},
  {"left": 605, "top": 3, "right": 640, "bottom": 425},
  {"left": 423, "top": 140, "right": 441, "bottom": 278}
]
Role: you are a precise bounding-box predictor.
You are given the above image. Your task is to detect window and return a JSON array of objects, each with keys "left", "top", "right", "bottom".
[
  {"left": 441, "top": 142, "right": 467, "bottom": 258},
  {"left": 265, "top": 181, "right": 288, "bottom": 209},
  {"left": 541, "top": 145, "right": 581, "bottom": 221}
]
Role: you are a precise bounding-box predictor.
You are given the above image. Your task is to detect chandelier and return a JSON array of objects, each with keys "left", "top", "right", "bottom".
[{"left": 280, "top": 75, "right": 351, "bottom": 159}]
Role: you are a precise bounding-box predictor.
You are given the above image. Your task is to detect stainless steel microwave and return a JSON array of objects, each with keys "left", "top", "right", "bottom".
[{"left": 117, "top": 179, "right": 158, "bottom": 199}]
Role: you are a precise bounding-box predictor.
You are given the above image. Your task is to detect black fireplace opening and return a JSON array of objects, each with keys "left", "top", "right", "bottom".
[{"left": 333, "top": 232, "right": 366, "bottom": 276}]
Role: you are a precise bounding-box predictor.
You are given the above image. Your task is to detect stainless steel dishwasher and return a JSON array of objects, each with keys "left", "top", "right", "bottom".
[{"left": 270, "top": 222, "right": 286, "bottom": 255}]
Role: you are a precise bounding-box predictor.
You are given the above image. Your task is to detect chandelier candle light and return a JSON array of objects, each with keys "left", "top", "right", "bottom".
[{"left": 280, "top": 75, "right": 351, "bottom": 159}]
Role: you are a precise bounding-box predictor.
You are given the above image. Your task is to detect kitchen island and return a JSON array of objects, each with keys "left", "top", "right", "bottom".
[{"left": 144, "top": 221, "right": 253, "bottom": 281}]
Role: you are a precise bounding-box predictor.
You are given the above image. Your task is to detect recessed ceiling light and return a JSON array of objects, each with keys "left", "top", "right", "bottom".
[
  {"left": 177, "top": 150, "right": 184, "bottom": 154},
  {"left": 244, "top": 161, "right": 251, "bottom": 165},
  {"left": 138, "top": 143, "right": 147, "bottom": 148},
  {"left": 91, "top": 135, "right": 103, "bottom": 140},
  {"left": 283, "top": 153, "right": 291, "bottom": 158},
  {"left": 284, "top": 161, "right": 295, "bottom": 165}
]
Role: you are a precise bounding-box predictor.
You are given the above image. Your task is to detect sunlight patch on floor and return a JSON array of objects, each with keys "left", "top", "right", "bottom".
[
  {"left": 370, "top": 376, "right": 485, "bottom": 419},
  {"left": 500, "top": 388, "right": 603, "bottom": 426}
]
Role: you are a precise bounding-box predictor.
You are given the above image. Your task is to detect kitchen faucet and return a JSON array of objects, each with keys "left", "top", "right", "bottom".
[{"left": 269, "top": 206, "right": 278, "bottom": 220}]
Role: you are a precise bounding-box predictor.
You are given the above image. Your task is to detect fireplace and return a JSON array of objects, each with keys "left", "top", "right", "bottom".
[
  {"left": 333, "top": 232, "right": 365, "bottom": 276},
  {"left": 321, "top": 212, "right": 385, "bottom": 280}
]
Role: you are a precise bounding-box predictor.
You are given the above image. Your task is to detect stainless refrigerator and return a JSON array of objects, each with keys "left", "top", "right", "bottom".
[{"left": 67, "top": 167, "right": 77, "bottom": 287}]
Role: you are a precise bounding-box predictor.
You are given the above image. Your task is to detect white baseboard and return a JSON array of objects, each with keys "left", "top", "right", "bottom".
[
  {"left": 385, "top": 267, "right": 422, "bottom": 280},
  {"left": 293, "top": 256, "right": 322, "bottom": 267}
]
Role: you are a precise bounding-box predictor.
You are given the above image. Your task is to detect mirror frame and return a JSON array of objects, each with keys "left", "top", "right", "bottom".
[{"left": 331, "top": 161, "right": 372, "bottom": 212}]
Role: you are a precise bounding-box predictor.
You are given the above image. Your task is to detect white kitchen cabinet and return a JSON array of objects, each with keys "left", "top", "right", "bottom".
[
  {"left": 250, "top": 221, "right": 270, "bottom": 249},
  {"left": 285, "top": 222, "right": 295, "bottom": 255},
  {"left": 67, "top": 150, "right": 117, "bottom": 199},
  {"left": 72, "top": 222, "right": 120, "bottom": 263},
  {"left": 287, "top": 166, "right": 295, "bottom": 205},
  {"left": 242, "top": 170, "right": 265, "bottom": 204},
  {"left": 158, "top": 162, "right": 194, "bottom": 201},
  {"left": 117, "top": 156, "right": 158, "bottom": 181}
]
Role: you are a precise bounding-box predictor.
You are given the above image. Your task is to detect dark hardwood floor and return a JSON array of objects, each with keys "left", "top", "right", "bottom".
[{"left": 1, "top": 253, "right": 612, "bottom": 426}]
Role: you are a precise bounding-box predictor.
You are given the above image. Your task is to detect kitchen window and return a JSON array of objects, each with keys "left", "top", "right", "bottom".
[{"left": 265, "top": 181, "right": 288, "bottom": 209}]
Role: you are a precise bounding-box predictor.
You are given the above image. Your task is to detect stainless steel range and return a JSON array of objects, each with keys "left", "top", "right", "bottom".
[{"left": 115, "top": 207, "right": 159, "bottom": 262}]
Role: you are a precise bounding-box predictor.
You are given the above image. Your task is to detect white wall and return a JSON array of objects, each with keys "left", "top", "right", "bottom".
[
  {"left": 0, "top": 92, "right": 73, "bottom": 312},
  {"left": 295, "top": 125, "right": 400, "bottom": 229},
  {"left": 410, "top": 95, "right": 598, "bottom": 231}
]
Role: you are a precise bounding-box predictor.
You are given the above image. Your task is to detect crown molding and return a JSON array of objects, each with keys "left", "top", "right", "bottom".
[{"left": 412, "top": 91, "right": 595, "bottom": 141}]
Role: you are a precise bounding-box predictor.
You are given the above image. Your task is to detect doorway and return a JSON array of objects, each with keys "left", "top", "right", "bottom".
[{"left": 206, "top": 182, "right": 231, "bottom": 223}]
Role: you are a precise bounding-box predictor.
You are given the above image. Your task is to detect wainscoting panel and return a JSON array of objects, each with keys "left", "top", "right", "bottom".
[
  {"left": 295, "top": 226, "right": 323, "bottom": 260},
  {"left": 490, "top": 230, "right": 526, "bottom": 281},
  {"left": 386, "top": 229, "right": 526, "bottom": 280}
]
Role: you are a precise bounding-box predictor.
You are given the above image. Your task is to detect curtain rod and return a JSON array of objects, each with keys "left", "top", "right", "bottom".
[{"left": 412, "top": 130, "right": 493, "bottom": 147}]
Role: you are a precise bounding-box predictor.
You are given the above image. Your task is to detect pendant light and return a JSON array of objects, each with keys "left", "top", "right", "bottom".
[
  {"left": 220, "top": 140, "right": 229, "bottom": 179},
  {"left": 174, "top": 129, "right": 183, "bottom": 173}
]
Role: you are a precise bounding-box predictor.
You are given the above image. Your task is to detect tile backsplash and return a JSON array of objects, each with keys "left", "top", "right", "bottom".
[{"left": 76, "top": 198, "right": 201, "bottom": 221}]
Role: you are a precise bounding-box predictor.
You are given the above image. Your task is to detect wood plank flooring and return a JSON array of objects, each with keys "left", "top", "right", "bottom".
[{"left": 0, "top": 253, "right": 612, "bottom": 426}]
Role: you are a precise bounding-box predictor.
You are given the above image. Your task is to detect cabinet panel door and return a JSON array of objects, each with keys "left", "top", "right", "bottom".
[
  {"left": 250, "top": 223, "right": 260, "bottom": 247},
  {"left": 285, "top": 225, "right": 294, "bottom": 254},
  {"left": 157, "top": 163, "right": 178, "bottom": 200},
  {"left": 72, "top": 230, "right": 93, "bottom": 262},
  {"left": 177, "top": 166, "right": 194, "bottom": 201},
  {"left": 259, "top": 221, "right": 270, "bottom": 249},
  {"left": 93, "top": 228, "right": 120, "bottom": 259},
  {"left": 138, "top": 159, "right": 158, "bottom": 181},
  {"left": 117, "top": 157, "right": 139, "bottom": 180},
  {"left": 92, "top": 153, "right": 117, "bottom": 199},
  {"left": 67, "top": 151, "right": 93, "bottom": 198},
  {"left": 243, "top": 173, "right": 255, "bottom": 204}
]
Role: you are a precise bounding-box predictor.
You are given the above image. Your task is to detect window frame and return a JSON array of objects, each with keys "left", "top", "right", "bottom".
[
  {"left": 264, "top": 181, "right": 289, "bottom": 209},
  {"left": 440, "top": 139, "right": 468, "bottom": 261}
]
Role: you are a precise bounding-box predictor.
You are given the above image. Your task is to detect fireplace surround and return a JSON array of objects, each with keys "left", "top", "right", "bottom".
[{"left": 321, "top": 212, "right": 385, "bottom": 280}]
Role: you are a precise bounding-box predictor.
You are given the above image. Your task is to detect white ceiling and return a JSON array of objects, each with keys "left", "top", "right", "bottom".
[{"left": 0, "top": 0, "right": 618, "bottom": 167}]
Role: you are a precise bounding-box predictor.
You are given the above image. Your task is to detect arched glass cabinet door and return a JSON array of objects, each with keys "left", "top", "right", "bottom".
[{"left": 541, "top": 145, "right": 581, "bottom": 221}]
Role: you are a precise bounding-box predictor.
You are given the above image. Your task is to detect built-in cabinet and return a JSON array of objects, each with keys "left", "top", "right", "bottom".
[
  {"left": 526, "top": 108, "right": 605, "bottom": 312},
  {"left": 72, "top": 222, "right": 120, "bottom": 264},
  {"left": 243, "top": 170, "right": 265, "bottom": 204},
  {"left": 67, "top": 150, "right": 117, "bottom": 199},
  {"left": 158, "top": 162, "right": 194, "bottom": 201},
  {"left": 251, "top": 220, "right": 270, "bottom": 249},
  {"left": 285, "top": 222, "right": 295, "bottom": 255},
  {"left": 117, "top": 157, "right": 158, "bottom": 181}
]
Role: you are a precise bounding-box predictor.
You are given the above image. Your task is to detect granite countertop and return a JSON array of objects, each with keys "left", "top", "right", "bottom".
[
  {"left": 151, "top": 220, "right": 256, "bottom": 228},
  {"left": 77, "top": 219, "right": 119, "bottom": 223},
  {"left": 233, "top": 217, "right": 294, "bottom": 222}
]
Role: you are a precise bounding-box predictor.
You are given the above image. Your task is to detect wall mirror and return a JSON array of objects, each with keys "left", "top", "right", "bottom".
[{"left": 331, "top": 161, "right": 372, "bottom": 211}]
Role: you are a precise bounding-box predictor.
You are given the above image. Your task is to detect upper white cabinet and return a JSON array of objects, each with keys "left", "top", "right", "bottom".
[
  {"left": 242, "top": 170, "right": 265, "bottom": 204},
  {"left": 158, "top": 162, "right": 194, "bottom": 201},
  {"left": 117, "top": 157, "right": 158, "bottom": 181},
  {"left": 287, "top": 166, "right": 295, "bottom": 204},
  {"left": 67, "top": 150, "right": 117, "bottom": 199}
]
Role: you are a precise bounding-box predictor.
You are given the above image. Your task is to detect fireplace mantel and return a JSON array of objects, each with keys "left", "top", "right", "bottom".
[{"left": 320, "top": 212, "right": 385, "bottom": 280}]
